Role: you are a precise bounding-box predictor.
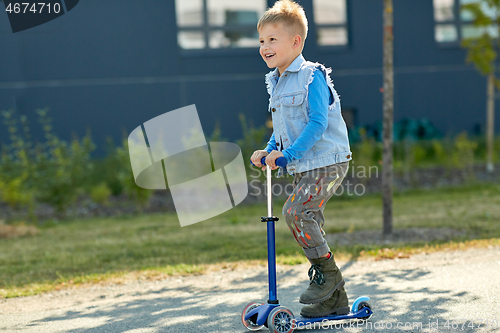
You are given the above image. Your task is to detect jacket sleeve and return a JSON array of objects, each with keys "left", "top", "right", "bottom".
[
  {"left": 282, "top": 69, "right": 330, "bottom": 162},
  {"left": 264, "top": 131, "right": 277, "bottom": 153}
]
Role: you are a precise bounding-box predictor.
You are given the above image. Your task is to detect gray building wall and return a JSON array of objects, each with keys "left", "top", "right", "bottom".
[{"left": 0, "top": 0, "right": 496, "bottom": 155}]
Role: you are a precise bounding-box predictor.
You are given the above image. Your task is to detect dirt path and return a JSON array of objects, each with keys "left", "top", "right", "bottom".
[{"left": 1, "top": 246, "right": 499, "bottom": 332}]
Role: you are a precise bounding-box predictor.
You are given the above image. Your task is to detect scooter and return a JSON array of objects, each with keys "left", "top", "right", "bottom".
[{"left": 242, "top": 156, "right": 373, "bottom": 332}]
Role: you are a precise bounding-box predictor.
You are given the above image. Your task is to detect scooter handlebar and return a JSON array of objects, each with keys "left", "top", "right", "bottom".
[{"left": 251, "top": 156, "right": 288, "bottom": 168}]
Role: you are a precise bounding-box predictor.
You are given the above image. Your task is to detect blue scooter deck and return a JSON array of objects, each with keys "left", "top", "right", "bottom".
[{"left": 294, "top": 306, "right": 373, "bottom": 326}]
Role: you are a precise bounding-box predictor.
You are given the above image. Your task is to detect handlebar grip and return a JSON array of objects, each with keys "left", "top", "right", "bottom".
[
  {"left": 253, "top": 156, "right": 288, "bottom": 168},
  {"left": 277, "top": 157, "right": 288, "bottom": 168}
]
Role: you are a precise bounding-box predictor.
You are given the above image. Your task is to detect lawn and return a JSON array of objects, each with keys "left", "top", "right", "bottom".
[{"left": 1, "top": 183, "right": 499, "bottom": 298}]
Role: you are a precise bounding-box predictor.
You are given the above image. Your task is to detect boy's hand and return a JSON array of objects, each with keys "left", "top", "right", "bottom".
[
  {"left": 251, "top": 150, "right": 269, "bottom": 170},
  {"left": 265, "top": 150, "right": 284, "bottom": 170}
]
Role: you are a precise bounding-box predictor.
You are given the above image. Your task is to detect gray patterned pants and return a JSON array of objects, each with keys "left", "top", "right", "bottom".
[{"left": 282, "top": 162, "right": 349, "bottom": 259}]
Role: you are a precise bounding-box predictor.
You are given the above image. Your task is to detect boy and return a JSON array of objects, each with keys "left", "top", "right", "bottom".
[{"left": 250, "top": 0, "right": 352, "bottom": 318}]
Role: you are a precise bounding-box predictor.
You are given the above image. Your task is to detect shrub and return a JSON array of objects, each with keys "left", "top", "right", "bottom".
[
  {"left": 90, "top": 183, "right": 112, "bottom": 206},
  {"left": 235, "top": 113, "right": 269, "bottom": 179},
  {"left": 452, "top": 132, "right": 478, "bottom": 179},
  {"left": 236, "top": 113, "right": 269, "bottom": 161},
  {"left": 351, "top": 128, "right": 379, "bottom": 167},
  {"left": 0, "top": 108, "right": 95, "bottom": 213},
  {"left": 114, "top": 139, "right": 152, "bottom": 207},
  {"left": 431, "top": 139, "right": 447, "bottom": 166},
  {"left": 0, "top": 175, "right": 35, "bottom": 212}
]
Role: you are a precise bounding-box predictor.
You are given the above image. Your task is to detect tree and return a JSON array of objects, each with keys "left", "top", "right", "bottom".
[
  {"left": 461, "top": 0, "right": 499, "bottom": 173},
  {"left": 382, "top": 0, "right": 394, "bottom": 236}
]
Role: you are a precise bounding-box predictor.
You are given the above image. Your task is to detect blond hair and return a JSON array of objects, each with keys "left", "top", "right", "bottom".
[{"left": 257, "top": 0, "right": 308, "bottom": 47}]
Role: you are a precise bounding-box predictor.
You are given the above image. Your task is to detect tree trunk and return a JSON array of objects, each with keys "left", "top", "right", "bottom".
[
  {"left": 382, "top": 0, "right": 394, "bottom": 236},
  {"left": 487, "top": 72, "right": 495, "bottom": 173}
]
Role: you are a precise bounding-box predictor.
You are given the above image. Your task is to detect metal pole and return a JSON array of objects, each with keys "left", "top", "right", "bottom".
[
  {"left": 267, "top": 166, "right": 272, "bottom": 217},
  {"left": 266, "top": 165, "right": 277, "bottom": 302}
]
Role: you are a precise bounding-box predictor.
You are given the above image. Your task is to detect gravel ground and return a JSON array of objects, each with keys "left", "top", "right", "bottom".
[{"left": 1, "top": 246, "right": 499, "bottom": 333}]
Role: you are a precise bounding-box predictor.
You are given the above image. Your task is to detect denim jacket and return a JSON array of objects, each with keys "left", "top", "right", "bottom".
[{"left": 265, "top": 54, "right": 352, "bottom": 177}]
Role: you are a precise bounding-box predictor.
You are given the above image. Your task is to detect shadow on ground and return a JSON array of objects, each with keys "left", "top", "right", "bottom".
[{"left": 22, "top": 258, "right": 498, "bottom": 333}]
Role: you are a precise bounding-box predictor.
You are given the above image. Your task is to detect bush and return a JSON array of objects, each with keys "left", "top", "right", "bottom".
[
  {"left": 235, "top": 113, "right": 269, "bottom": 179},
  {"left": 431, "top": 139, "right": 448, "bottom": 166},
  {"left": 0, "top": 107, "right": 496, "bottom": 221},
  {"left": 0, "top": 108, "right": 95, "bottom": 213},
  {"left": 90, "top": 183, "right": 112, "bottom": 206},
  {"left": 114, "top": 139, "right": 152, "bottom": 207},
  {"left": 0, "top": 175, "right": 35, "bottom": 211},
  {"left": 452, "top": 132, "right": 478, "bottom": 179},
  {"left": 350, "top": 128, "right": 381, "bottom": 183},
  {"left": 349, "top": 125, "right": 494, "bottom": 177},
  {"left": 496, "top": 136, "right": 500, "bottom": 163},
  {"left": 87, "top": 137, "right": 152, "bottom": 207}
]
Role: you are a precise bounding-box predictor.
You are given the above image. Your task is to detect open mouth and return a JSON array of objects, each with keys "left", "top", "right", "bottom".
[{"left": 265, "top": 53, "right": 275, "bottom": 60}]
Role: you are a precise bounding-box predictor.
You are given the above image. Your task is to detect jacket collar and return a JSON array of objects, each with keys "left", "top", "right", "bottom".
[
  {"left": 266, "top": 54, "right": 306, "bottom": 80},
  {"left": 284, "top": 54, "right": 306, "bottom": 73}
]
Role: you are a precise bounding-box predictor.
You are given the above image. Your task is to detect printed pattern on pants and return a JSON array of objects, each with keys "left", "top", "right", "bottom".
[{"left": 282, "top": 162, "right": 349, "bottom": 259}]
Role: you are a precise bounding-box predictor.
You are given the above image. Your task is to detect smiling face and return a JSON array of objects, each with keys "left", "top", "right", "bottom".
[{"left": 259, "top": 23, "right": 302, "bottom": 76}]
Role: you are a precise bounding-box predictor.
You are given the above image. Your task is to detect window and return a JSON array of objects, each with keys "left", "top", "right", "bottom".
[
  {"left": 434, "top": 0, "right": 497, "bottom": 43},
  {"left": 313, "top": 0, "right": 348, "bottom": 46},
  {"left": 175, "top": 0, "right": 267, "bottom": 50}
]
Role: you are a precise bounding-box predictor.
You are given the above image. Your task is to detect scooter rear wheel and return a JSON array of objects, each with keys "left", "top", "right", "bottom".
[
  {"left": 241, "top": 302, "right": 265, "bottom": 331},
  {"left": 267, "top": 306, "right": 295, "bottom": 333}
]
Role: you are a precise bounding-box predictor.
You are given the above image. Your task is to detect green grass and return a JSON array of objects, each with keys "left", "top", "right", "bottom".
[{"left": 1, "top": 183, "right": 500, "bottom": 298}]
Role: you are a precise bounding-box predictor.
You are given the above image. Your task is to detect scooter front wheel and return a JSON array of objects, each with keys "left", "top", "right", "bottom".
[
  {"left": 267, "top": 306, "right": 295, "bottom": 333},
  {"left": 357, "top": 301, "right": 372, "bottom": 321},
  {"left": 241, "top": 302, "right": 265, "bottom": 331}
]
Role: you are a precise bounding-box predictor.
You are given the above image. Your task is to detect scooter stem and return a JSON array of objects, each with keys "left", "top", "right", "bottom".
[
  {"left": 252, "top": 156, "right": 286, "bottom": 305},
  {"left": 267, "top": 165, "right": 273, "bottom": 217},
  {"left": 266, "top": 164, "right": 279, "bottom": 304}
]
